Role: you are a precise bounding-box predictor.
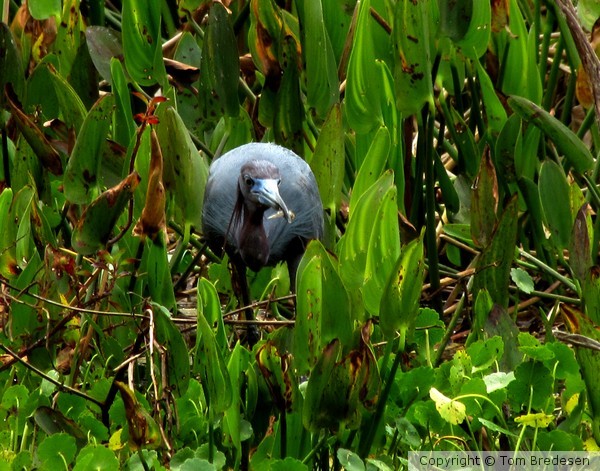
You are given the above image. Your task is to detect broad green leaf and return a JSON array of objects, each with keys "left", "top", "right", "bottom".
[
  {"left": 510, "top": 267, "right": 535, "bottom": 294},
  {"left": 64, "top": 94, "right": 116, "bottom": 204},
  {"left": 311, "top": 104, "right": 344, "bottom": 213},
  {"left": 86, "top": 26, "right": 123, "bottom": 85},
  {"left": 509, "top": 96, "right": 594, "bottom": 173},
  {"left": 500, "top": 0, "right": 529, "bottom": 98},
  {"left": 256, "top": 341, "right": 296, "bottom": 413},
  {"left": 495, "top": 113, "right": 521, "bottom": 184},
  {"left": 438, "top": 0, "right": 472, "bottom": 42},
  {"left": 471, "top": 149, "right": 498, "bottom": 248},
  {"left": 27, "top": 0, "right": 61, "bottom": 20},
  {"left": 110, "top": 58, "right": 136, "bottom": 148},
  {"left": 0, "top": 189, "right": 17, "bottom": 278},
  {"left": 194, "top": 282, "right": 233, "bottom": 422},
  {"left": 295, "top": 241, "right": 353, "bottom": 373},
  {"left": 74, "top": 445, "right": 119, "bottom": 471},
  {"left": 37, "top": 433, "right": 77, "bottom": 469},
  {"left": 198, "top": 2, "right": 240, "bottom": 124},
  {"left": 429, "top": 388, "right": 466, "bottom": 425},
  {"left": 379, "top": 234, "right": 425, "bottom": 345},
  {"left": 153, "top": 304, "right": 190, "bottom": 394},
  {"left": 297, "top": 0, "right": 339, "bottom": 117},
  {"left": 345, "top": 0, "right": 383, "bottom": 133},
  {"left": 339, "top": 171, "right": 395, "bottom": 290},
  {"left": 483, "top": 372, "right": 515, "bottom": 393},
  {"left": 121, "top": 0, "right": 166, "bottom": 86},
  {"left": 114, "top": 382, "right": 162, "bottom": 450},
  {"left": 349, "top": 126, "right": 390, "bottom": 215},
  {"left": 336, "top": 448, "right": 365, "bottom": 471},
  {"left": 197, "top": 278, "right": 228, "bottom": 352},
  {"left": 71, "top": 172, "right": 141, "bottom": 255},
  {"left": 0, "top": 23, "right": 25, "bottom": 105},
  {"left": 54, "top": 0, "right": 84, "bottom": 79},
  {"left": 362, "top": 183, "right": 400, "bottom": 316},
  {"left": 569, "top": 203, "right": 593, "bottom": 282},
  {"left": 156, "top": 105, "right": 209, "bottom": 231},
  {"left": 392, "top": 0, "right": 435, "bottom": 115},
  {"left": 507, "top": 360, "right": 553, "bottom": 411},
  {"left": 539, "top": 160, "right": 572, "bottom": 250},
  {"left": 468, "top": 336, "right": 504, "bottom": 373},
  {"left": 453, "top": 0, "right": 491, "bottom": 59},
  {"left": 475, "top": 60, "right": 506, "bottom": 134},
  {"left": 473, "top": 194, "right": 518, "bottom": 307}
]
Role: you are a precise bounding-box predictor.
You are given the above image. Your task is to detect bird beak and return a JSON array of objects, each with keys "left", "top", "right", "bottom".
[{"left": 253, "top": 179, "right": 293, "bottom": 223}]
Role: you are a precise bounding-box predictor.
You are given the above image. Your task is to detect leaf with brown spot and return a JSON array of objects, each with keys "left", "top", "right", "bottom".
[
  {"left": 71, "top": 172, "right": 140, "bottom": 255},
  {"left": 471, "top": 147, "right": 499, "bottom": 248},
  {"left": 114, "top": 382, "right": 162, "bottom": 451},
  {"left": 133, "top": 129, "right": 166, "bottom": 243},
  {"left": 4, "top": 83, "right": 63, "bottom": 175}
]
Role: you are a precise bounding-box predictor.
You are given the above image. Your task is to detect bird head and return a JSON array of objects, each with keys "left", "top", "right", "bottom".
[{"left": 238, "top": 160, "right": 293, "bottom": 223}]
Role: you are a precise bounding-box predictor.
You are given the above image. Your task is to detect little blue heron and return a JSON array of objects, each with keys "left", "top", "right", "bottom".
[{"left": 202, "top": 143, "right": 324, "bottom": 343}]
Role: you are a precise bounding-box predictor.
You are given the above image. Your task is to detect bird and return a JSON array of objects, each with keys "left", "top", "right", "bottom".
[{"left": 202, "top": 142, "right": 324, "bottom": 343}]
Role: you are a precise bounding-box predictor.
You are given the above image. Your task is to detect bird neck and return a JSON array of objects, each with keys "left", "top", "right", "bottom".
[{"left": 237, "top": 204, "right": 270, "bottom": 272}]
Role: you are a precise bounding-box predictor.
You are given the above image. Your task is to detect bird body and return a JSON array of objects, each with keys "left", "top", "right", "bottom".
[{"left": 202, "top": 142, "right": 324, "bottom": 281}]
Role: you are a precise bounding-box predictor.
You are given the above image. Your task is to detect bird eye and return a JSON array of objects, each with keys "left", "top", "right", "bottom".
[
  {"left": 277, "top": 179, "right": 281, "bottom": 186},
  {"left": 244, "top": 176, "right": 254, "bottom": 186}
]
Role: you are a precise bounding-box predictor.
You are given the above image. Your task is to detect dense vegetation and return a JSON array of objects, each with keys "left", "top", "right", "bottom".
[{"left": 2, "top": 0, "right": 600, "bottom": 469}]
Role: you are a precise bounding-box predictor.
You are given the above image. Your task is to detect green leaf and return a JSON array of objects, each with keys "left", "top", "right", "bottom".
[
  {"left": 198, "top": 2, "right": 240, "bottom": 122},
  {"left": 539, "top": 160, "right": 573, "bottom": 250},
  {"left": 510, "top": 267, "right": 534, "bottom": 294},
  {"left": 471, "top": 149, "right": 498, "bottom": 247},
  {"left": 64, "top": 94, "right": 116, "bottom": 204},
  {"left": 85, "top": 26, "right": 124, "bottom": 85},
  {"left": 156, "top": 105, "right": 209, "bottom": 230},
  {"left": 509, "top": 96, "right": 594, "bottom": 173},
  {"left": 392, "top": 0, "right": 435, "bottom": 115},
  {"left": 337, "top": 448, "right": 365, "bottom": 471},
  {"left": 311, "top": 104, "right": 344, "bottom": 213},
  {"left": 379, "top": 233, "right": 425, "bottom": 345},
  {"left": 73, "top": 445, "right": 119, "bottom": 470},
  {"left": 121, "top": 0, "right": 166, "bottom": 86},
  {"left": 429, "top": 387, "right": 466, "bottom": 425},
  {"left": 473, "top": 194, "right": 518, "bottom": 307},
  {"left": 37, "top": 433, "right": 77, "bottom": 469},
  {"left": 475, "top": 60, "right": 506, "bottom": 133},
  {"left": 295, "top": 241, "right": 353, "bottom": 373},
  {"left": 453, "top": 0, "right": 491, "bottom": 59},
  {"left": 297, "top": 0, "right": 339, "bottom": 117},
  {"left": 153, "top": 304, "right": 190, "bottom": 394},
  {"left": 507, "top": 361, "right": 553, "bottom": 411},
  {"left": 71, "top": 172, "right": 140, "bottom": 255},
  {"left": 0, "top": 23, "right": 25, "bottom": 106}
]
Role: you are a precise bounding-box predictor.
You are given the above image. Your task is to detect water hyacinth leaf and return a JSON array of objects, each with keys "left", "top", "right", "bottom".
[
  {"left": 339, "top": 171, "right": 395, "bottom": 290},
  {"left": 472, "top": 194, "right": 518, "bottom": 308},
  {"left": 393, "top": 0, "right": 434, "bottom": 116},
  {"left": 54, "top": 0, "right": 84, "bottom": 79},
  {"left": 509, "top": 96, "right": 594, "bottom": 173},
  {"left": 311, "top": 104, "right": 344, "bottom": 213},
  {"left": 438, "top": 0, "right": 472, "bottom": 42},
  {"left": 295, "top": 241, "right": 352, "bottom": 374},
  {"left": 362, "top": 183, "right": 400, "bottom": 316},
  {"left": 85, "top": 26, "right": 123, "bottom": 85},
  {"left": 194, "top": 293, "right": 233, "bottom": 422},
  {"left": 569, "top": 203, "right": 593, "bottom": 282},
  {"left": 273, "top": 35, "right": 304, "bottom": 153},
  {"left": 133, "top": 129, "right": 166, "bottom": 243},
  {"left": 198, "top": 2, "right": 240, "bottom": 123},
  {"left": 379, "top": 233, "right": 425, "bottom": 345},
  {"left": 4, "top": 84, "right": 63, "bottom": 175},
  {"left": 44, "top": 63, "right": 87, "bottom": 133},
  {"left": 539, "top": 160, "right": 572, "bottom": 251},
  {"left": 121, "top": 0, "right": 165, "bottom": 87},
  {"left": 110, "top": 58, "right": 136, "bottom": 148},
  {"left": 71, "top": 171, "right": 141, "bottom": 255},
  {"left": 155, "top": 105, "right": 209, "bottom": 231},
  {"left": 0, "top": 23, "right": 25, "bottom": 105},
  {"left": 471, "top": 149, "right": 498, "bottom": 248},
  {"left": 153, "top": 304, "right": 190, "bottom": 395},
  {"left": 302, "top": 340, "right": 343, "bottom": 432},
  {"left": 561, "top": 304, "right": 600, "bottom": 442},
  {"left": 197, "top": 278, "right": 228, "bottom": 352},
  {"left": 114, "top": 382, "right": 162, "bottom": 450},
  {"left": 64, "top": 94, "right": 115, "bottom": 204},
  {"left": 345, "top": 0, "right": 383, "bottom": 134},
  {"left": 453, "top": 0, "right": 491, "bottom": 59},
  {"left": 349, "top": 126, "right": 390, "bottom": 215},
  {"left": 297, "top": 0, "right": 339, "bottom": 117},
  {"left": 0, "top": 189, "right": 18, "bottom": 278},
  {"left": 256, "top": 342, "right": 295, "bottom": 413},
  {"left": 475, "top": 59, "right": 506, "bottom": 134}
]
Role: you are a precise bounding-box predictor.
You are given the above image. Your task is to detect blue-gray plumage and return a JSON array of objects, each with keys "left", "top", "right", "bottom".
[{"left": 202, "top": 143, "right": 324, "bottom": 342}]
